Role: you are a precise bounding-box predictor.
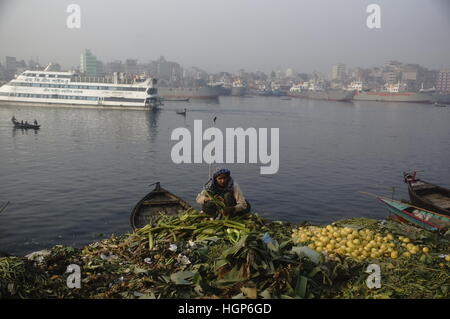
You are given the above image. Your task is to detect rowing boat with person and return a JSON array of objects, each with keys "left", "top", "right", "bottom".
[{"left": 11, "top": 116, "right": 40, "bottom": 129}]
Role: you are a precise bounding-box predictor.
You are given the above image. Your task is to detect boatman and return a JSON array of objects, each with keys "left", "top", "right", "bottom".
[{"left": 196, "top": 168, "right": 251, "bottom": 218}]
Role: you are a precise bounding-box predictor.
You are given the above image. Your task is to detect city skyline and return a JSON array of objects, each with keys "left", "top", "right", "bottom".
[
  {"left": 3, "top": 53, "right": 447, "bottom": 98},
  {"left": 1, "top": 53, "right": 448, "bottom": 79},
  {"left": 0, "top": 0, "right": 449, "bottom": 74}
]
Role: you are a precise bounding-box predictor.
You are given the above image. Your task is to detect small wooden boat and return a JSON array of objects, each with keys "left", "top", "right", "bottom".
[
  {"left": 403, "top": 172, "right": 450, "bottom": 217},
  {"left": 11, "top": 117, "right": 40, "bottom": 130},
  {"left": 130, "top": 182, "right": 192, "bottom": 230},
  {"left": 434, "top": 102, "right": 447, "bottom": 107},
  {"left": 360, "top": 191, "right": 450, "bottom": 232},
  {"left": 378, "top": 197, "right": 450, "bottom": 232},
  {"left": 280, "top": 97, "right": 292, "bottom": 101}
]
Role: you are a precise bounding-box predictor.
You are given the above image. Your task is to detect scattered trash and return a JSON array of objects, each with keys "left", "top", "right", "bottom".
[
  {"left": 262, "top": 232, "right": 274, "bottom": 244},
  {"left": 108, "top": 276, "right": 124, "bottom": 288},
  {"left": 1, "top": 213, "right": 449, "bottom": 299},
  {"left": 100, "top": 253, "right": 118, "bottom": 261},
  {"left": 176, "top": 254, "right": 191, "bottom": 265},
  {"left": 25, "top": 250, "right": 51, "bottom": 264},
  {"left": 188, "top": 240, "right": 196, "bottom": 248}
]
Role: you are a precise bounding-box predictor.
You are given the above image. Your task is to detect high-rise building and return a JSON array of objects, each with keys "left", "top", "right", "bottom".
[
  {"left": 96, "top": 60, "right": 105, "bottom": 76},
  {"left": 421, "top": 69, "right": 438, "bottom": 90},
  {"left": 285, "top": 68, "right": 295, "bottom": 78},
  {"left": 331, "top": 64, "right": 346, "bottom": 81},
  {"left": 436, "top": 69, "right": 450, "bottom": 93},
  {"left": 400, "top": 65, "right": 437, "bottom": 91},
  {"left": 125, "top": 59, "right": 139, "bottom": 74},
  {"left": 151, "top": 56, "right": 182, "bottom": 82},
  {"left": 5, "top": 56, "right": 17, "bottom": 72},
  {"left": 0, "top": 62, "right": 5, "bottom": 80},
  {"left": 384, "top": 60, "right": 402, "bottom": 71},
  {"left": 383, "top": 71, "right": 398, "bottom": 84},
  {"left": 80, "top": 49, "right": 98, "bottom": 76},
  {"left": 106, "top": 60, "right": 124, "bottom": 74},
  {"left": 27, "top": 59, "right": 41, "bottom": 70},
  {"left": 350, "top": 67, "right": 368, "bottom": 81}
]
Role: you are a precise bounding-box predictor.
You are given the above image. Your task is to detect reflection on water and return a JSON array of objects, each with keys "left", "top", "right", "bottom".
[
  {"left": 12, "top": 127, "right": 39, "bottom": 137},
  {"left": 145, "top": 108, "right": 161, "bottom": 143},
  {"left": 0, "top": 97, "right": 449, "bottom": 256}
]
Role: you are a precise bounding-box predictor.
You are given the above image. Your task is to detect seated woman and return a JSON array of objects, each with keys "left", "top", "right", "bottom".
[{"left": 196, "top": 168, "right": 251, "bottom": 218}]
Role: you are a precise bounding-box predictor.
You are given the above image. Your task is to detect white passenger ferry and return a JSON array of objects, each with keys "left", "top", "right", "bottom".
[{"left": 0, "top": 66, "right": 162, "bottom": 109}]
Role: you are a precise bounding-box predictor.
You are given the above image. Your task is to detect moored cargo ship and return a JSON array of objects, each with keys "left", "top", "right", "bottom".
[
  {"left": 208, "top": 82, "right": 231, "bottom": 96},
  {"left": 158, "top": 86, "right": 221, "bottom": 99},
  {"left": 288, "top": 82, "right": 354, "bottom": 101},
  {"left": 231, "top": 86, "right": 246, "bottom": 96},
  {"left": 302, "top": 90, "right": 354, "bottom": 101},
  {"left": 230, "top": 79, "right": 246, "bottom": 96},
  {"left": 352, "top": 82, "right": 433, "bottom": 103},
  {"left": 353, "top": 91, "right": 432, "bottom": 103},
  {"left": 288, "top": 87, "right": 354, "bottom": 101}
]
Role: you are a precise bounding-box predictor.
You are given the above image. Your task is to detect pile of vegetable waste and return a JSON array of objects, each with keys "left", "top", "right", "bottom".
[{"left": 1, "top": 211, "right": 449, "bottom": 299}]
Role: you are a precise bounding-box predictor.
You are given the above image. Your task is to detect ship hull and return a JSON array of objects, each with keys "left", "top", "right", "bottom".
[
  {"left": 231, "top": 86, "right": 246, "bottom": 96},
  {"left": 289, "top": 90, "right": 354, "bottom": 101},
  {"left": 158, "top": 86, "right": 220, "bottom": 99},
  {"left": 216, "top": 86, "right": 231, "bottom": 96},
  {"left": 0, "top": 99, "right": 152, "bottom": 110},
  {"left": 353, "top": 92, "right": 432, "bottom": 103},
  {"left": 254, "top": 90, "right": 273, "bottom": 96}
]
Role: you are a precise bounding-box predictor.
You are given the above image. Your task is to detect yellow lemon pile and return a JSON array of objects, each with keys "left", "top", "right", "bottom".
[{"left": 292, "top": 225, "right": 431, "bottom": 261}]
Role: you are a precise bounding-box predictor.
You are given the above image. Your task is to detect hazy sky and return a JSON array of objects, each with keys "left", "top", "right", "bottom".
[{"left": 0, "top": 0, "right": 449, "bottom": 74}]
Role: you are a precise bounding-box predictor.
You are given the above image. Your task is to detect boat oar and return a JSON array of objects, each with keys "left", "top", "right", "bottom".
[{"left": 0, "top": 201, "right": 10, "bottom": 215}]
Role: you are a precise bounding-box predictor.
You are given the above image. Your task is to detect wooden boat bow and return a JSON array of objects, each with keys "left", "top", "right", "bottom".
[{"left": 130, "top": 182, "right": 192, "bottom": 230}]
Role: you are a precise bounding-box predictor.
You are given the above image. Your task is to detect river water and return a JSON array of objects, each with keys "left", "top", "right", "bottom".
[{"left": 1, "top": 96, "right": 449, "bottom": 255}]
